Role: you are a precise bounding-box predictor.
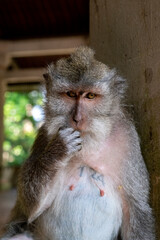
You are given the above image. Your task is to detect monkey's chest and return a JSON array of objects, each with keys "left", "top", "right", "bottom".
[{"left": 40, "top": 167, "right": 122, "bottom": 240}]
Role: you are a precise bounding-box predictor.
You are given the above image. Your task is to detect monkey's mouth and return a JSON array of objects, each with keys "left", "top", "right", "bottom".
[{"left": 71, "top": 121, "right": 87, "bottom": 132}]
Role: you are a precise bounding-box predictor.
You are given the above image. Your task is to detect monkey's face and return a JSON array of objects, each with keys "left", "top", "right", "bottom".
[
  {"left": 44, "top": 83, "right": 118, "bottom": 143},
  {"left": 44, "top": 47, "right": 127, "bottom": 140}
]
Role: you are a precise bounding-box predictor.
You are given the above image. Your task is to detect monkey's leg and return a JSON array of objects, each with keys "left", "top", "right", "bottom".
[
  {"left": 119, "top": 126, "right": 155, "bottom": 240},
  {"left": 1, "top": 233, "right": 33, "bottom": 240},
  {"left": 0, "top": 126, "right": 50, "bottom": 239},
  {"left": 0, "top": 202, "right": 34, "bottom": 240}
]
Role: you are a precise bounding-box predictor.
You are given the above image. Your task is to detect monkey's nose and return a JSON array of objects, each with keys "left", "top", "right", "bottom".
[
  {"left": 73, "top": 116, "right": 80, "bottom": 124},
  {"left": 72, "top": 115, "right": 83, "bottom": 126},
  {"left": 73, "top": 118, "right": 77, "bottom": 123},
  {"left": 73, "top": 112, "right": 82, "bottom": 123}
]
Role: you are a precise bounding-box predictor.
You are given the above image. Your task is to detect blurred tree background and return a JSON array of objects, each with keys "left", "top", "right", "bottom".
[{"left": 3, "top": 91, "right": 43, "bottom": 167}]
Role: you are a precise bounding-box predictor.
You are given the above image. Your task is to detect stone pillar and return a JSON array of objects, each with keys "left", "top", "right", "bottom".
[{"left": 90, "top": 0, "right": 160, "bottom": 237}]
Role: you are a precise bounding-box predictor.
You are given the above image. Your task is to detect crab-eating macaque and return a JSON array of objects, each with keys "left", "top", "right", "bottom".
[{"left": 0, "top": 47, "right": 155, "bottom": 240}]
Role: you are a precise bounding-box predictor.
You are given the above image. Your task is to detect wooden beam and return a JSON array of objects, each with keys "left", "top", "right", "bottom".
[
  {"left": 3, "top": 68, "right": 44, "bottom": 83},
  {"left": 7, "top": 84, "right": 40, "bottom": 92},
  {"left": 0, "top": 52, "right": 11, "bottom": 69},
  {"left": 9, "top": 48, "right": 75, "bottom": 58},
  {"left": 0, "top": 35, "right": 88, "bottom": 54},
  {"left": 0, "top": 35, "right": 89, "bottom": 70}
]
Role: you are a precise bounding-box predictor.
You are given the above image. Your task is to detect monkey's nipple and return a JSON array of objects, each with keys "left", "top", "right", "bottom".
[
  {"left": 69, "top": 185, "right": 75, "bottom": 191},
  {"left": 100, "top": 189, "right": 105, "bottom": 197}
]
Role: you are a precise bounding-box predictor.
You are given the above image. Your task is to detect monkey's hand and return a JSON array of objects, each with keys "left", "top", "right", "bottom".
[
  {"left": 59, "top": 128, "right": 82, "bottom": 156},
  {"left": 39, "top": 127, "right": 82, "bottom": 163},
  {"left": 41, "top": 127, "right": 82, "bottom": 168}
]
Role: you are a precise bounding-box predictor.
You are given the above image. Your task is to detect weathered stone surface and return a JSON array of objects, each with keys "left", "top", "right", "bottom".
[{"left": 90, "top": 0, "right": 160, "bottom": 238}]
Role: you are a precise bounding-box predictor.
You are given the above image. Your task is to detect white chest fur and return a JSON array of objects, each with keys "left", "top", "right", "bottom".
[{"left": 36, "top": 166, "right": 122, "bottom": 240}]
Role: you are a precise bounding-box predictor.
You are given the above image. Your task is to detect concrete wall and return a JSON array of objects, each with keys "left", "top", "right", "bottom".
[{"left": 90, "top": 0, "right": 160, "bottom": 238}]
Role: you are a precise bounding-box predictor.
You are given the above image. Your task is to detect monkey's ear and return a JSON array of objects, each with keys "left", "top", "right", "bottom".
[
  {"left": 43, "top": 73, "right": 49, "bottom": 82},
  {"left": 43, "top": 73, "right": 52, "bottom": 91},
  {"left": 107, "top": 71, "right": 127, "bottom": 98},
  {"left": 113, "top": 75, "right": 127, "bottom": 98},
  {"left": 43, "top": 63, "right": 55, "bottom": 91}
]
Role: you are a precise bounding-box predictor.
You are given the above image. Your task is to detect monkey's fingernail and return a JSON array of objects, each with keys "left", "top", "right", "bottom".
[
  {"left": 69, "top": 185, "right": 74, "bottom": 191},
  {"left": 100, "top": 189, "right": 105, "bottom": 197}
]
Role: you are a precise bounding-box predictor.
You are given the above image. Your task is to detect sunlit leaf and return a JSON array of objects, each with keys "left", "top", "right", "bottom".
[{"left": 3, "top": 91, "right": 43, "bottom": 167}]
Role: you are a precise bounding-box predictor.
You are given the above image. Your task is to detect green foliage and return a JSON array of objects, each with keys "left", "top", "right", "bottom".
[{"left": 3, "top": 91, "right": 43, "bottom": 167}]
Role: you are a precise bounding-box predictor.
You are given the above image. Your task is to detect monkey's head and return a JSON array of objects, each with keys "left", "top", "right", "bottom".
[{"left": 43, "top": 46, "right": 127, "bottom": 143}]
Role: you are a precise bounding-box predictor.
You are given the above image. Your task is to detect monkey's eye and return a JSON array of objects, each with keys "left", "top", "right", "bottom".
[
  {"left": 86, "top": 93, "right": 96, "bottom": 99},
  {"left": 66, "top": 91, "right": 76, "bottom": 98}
]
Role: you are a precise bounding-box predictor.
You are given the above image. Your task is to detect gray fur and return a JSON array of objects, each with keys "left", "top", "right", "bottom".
[{"left": 0, "top": 47, "right": 155, "bottom": 240}]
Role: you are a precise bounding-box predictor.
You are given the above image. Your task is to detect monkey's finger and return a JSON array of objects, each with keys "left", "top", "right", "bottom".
[
  {"left": 63, "top": 131, "right": 81, "bottom": 143},
  {"left": 59, "top": 127, "right": 74, "bottom": 137},
  {"left": 67, "top": 143, "right": 82, "bottom": 155},
  {"left": 69, "top": 130, "right": 81, "bottom": 139},
  {"left": 70, "top": 137, "right": 82, "bottom": 145}
]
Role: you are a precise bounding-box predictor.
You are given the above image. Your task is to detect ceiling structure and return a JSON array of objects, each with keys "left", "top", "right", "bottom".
[
  {"left": 0, "top": 0, "right": 89, "bottom": 89},
  {"left": 0, "top": 0, "right": 89, "bottom": 40}
]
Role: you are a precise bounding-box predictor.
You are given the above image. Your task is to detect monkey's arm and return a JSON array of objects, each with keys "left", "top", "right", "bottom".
[
  {"left": 18, "top": 126, "right": 81, "bottom": 222},
  {"left": 120, "top": 126, "right": 155, "bottom": 240},
  {"left": 0, "top": 126, "right": 81, "bottom": 239},
  {"left": 0, "top": 126, "right": 49, "bottom": 239}
]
